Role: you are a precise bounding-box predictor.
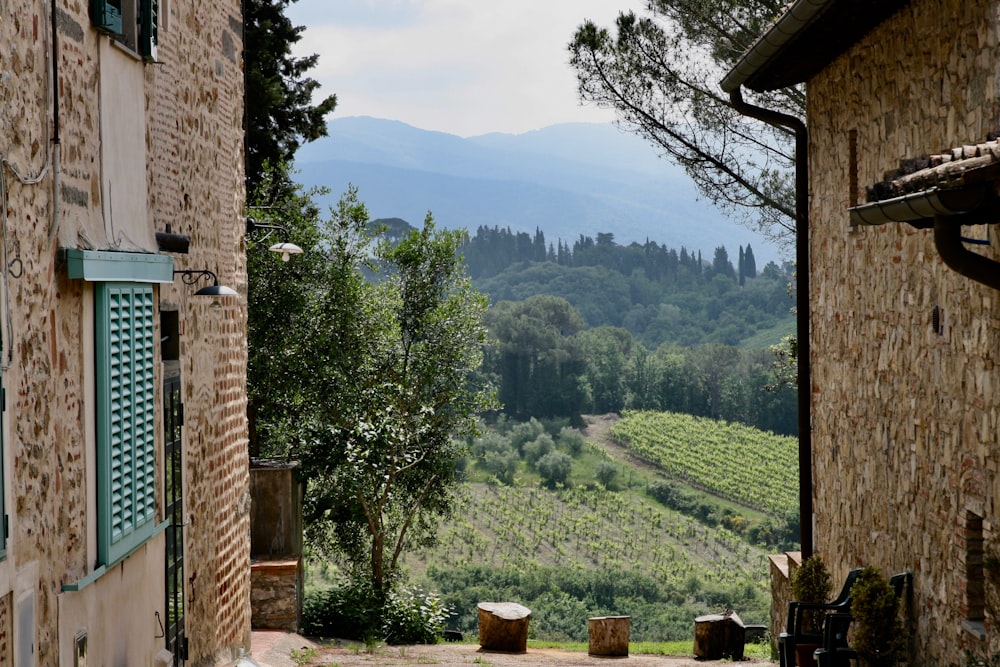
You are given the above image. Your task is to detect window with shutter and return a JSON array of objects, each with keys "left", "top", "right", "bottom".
[
  {"left": 96, "top": 283, "right": 157, "bottom": 564},
  {"left": 91, "top": 0, "right": 158, "bottom": 61}
]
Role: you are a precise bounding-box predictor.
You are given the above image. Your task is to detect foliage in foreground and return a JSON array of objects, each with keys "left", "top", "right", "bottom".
[
  {"left": 568, "top": 0, "right": 800, "bottom": 245},
  {"left": 303, "top": 581, "right": 451, "bottom": 645}
]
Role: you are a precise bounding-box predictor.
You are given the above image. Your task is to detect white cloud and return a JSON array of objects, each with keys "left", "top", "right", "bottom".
[{"left": 286, "top": 0, "right": 646, "bottom": 136}]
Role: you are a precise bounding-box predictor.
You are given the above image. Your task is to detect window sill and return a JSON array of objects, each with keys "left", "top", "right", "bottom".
[
  {"left": 109, "top": 35, "right": 143, "bottom": 61},
  {"left": 61, "top": 519, "right": 169, "bottom": 592}
]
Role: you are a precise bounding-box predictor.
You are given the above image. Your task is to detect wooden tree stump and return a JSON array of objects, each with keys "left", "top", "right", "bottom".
[
  {"left": 693, "top": 611, "right": 745, "bottom": 660},
  {"left": 588, "top": 615, "right": 630, "bottom": 657},
  {"left": 477, "top": 602, "right": 531, "bottom": 653}
]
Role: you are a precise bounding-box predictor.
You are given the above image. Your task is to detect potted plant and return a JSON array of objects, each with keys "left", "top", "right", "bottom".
[
  {"left": 850, "top": 566, "right": 907, "bottom": 667},
  {"left": 790, "top": 555, "right": 833, "bottom": 667}
]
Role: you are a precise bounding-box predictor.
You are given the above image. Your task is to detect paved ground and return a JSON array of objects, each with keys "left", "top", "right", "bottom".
[{"left": 249, "top": 631, "right": 774, "bottom": 666}]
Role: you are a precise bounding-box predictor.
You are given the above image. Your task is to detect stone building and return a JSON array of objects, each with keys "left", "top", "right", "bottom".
[
  {"left": 0, "top": 0, "right": 249, "bottom": 665},
  {"left": 722, "top": 0, "right": 1000, "bottom": 663}
]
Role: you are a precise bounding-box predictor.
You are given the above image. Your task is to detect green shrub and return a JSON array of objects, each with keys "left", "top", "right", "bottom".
[
  {"left": 557, "top": 427, "right": 585, "bottom": 455},
  {"left": 536, "top": 450, "right": 572, "bottom": 488},
  {"left": 382, "top": 586, "right": 452, "bottom": 645},
  {"left": 595, "top": 461, "right": 618, "bottom": 489},
  {"left": 790, "top": 555, "right": 832, "bottom": 633},
  {"left": 851, "top": 566, "right": 906, "bottom": 666},
  {"left": 302, "top": 582, "right": 380, "bottom": 641},
  {"left": 302, "top": 582, "right": 452, "bottom": 645}
]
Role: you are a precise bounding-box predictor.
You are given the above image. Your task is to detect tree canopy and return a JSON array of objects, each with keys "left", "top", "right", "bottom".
[
  {"left": 248, "top": 184, "right": 497, "bottom": 599},
  {"left": 568, "top": 0, "right": 802, "bottom": 245},
  {"left": 244, "top": 0, "right": 337, "bottom": 199}
]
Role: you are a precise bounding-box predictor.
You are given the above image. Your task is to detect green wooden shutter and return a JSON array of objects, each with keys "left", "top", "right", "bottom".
[
  {"left": 97, "top": 283, "right": 157, "bottom": 564},
  {"left": 91, "top": 0, "right": 124, "bottom": 35},
  {"left": 140, "top": 0, "right": 159, "bottom": 61}
]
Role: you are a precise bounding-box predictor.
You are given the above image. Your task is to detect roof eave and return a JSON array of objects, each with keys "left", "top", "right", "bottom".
[{"left": 720, "top": 0, "right": 833, "bottom": 93}]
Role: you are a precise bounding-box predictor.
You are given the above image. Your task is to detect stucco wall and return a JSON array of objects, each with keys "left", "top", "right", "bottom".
[
  {"left": 0, "top": 0, "right": 248, "bottom": 665},
  {"left": 805, "top": 0, "right": 1000, "bottom": 663}
]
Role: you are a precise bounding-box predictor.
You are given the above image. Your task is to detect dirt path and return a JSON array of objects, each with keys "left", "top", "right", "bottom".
[
  {"left": 582, "top": 413, "right": 659, "bottom": 474},
  {"left": 305, "top": 642, "right": 771, "bottom": 666}
]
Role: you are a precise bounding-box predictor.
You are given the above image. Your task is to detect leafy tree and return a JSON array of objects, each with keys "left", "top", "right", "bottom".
[
  {"left": 577, "top": 327, "right": 632, "bottom": 413},
  {"left": 244, "top": 0, "right": 338, "bottom": 199},
  {"left": 595, "top": 461, "right": 618, "bottom": 489},
  {"left": 523, "top": 434, "right": 556, "bottom": 467},
  {"left": 507, "top": 418, "right": 546, "bottom": 454},
  {"left": 246, "top": 171, "right": 358, "bottom": 459},
  {"left": 485, "top": 296, "right": 588, "bottom": 420},
  {"left": 536, "top": 451, "right": 573, "bottom": 488},
  {"left": 556, "top": 427, "right": 585, "bottom": 456},
  {"left": 568, "top": 0, "right": 800, "bottom": 244},
  {"left": 305, "top": 217, "right": 497, "bottom": 599},
  {"left": 253, "top": 187, "right": 497, "bottom": 603},
  {"left": 482, "top": 447, "right": 520, "bottom": 485}
]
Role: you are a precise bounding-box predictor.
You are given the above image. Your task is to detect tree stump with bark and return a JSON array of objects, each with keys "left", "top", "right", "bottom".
[
  {"left": 588, "top": 615, "right": 630, "bottom": 656},
  {"left": 477, "top": 602, "right": 531, "bottom": 653},
  {"left": 693, "top": 610, "right": 745, "bottom": 660}
]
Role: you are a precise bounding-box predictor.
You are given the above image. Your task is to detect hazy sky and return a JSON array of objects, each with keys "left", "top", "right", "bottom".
[{"left": 285, "top": 0, "right": 646, "bottom": 137}]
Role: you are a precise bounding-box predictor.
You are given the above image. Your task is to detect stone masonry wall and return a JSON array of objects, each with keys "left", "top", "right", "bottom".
[
  {"left": 2, "top": 3, "right": 94, "bottom": 665},
  {"left": 805, "top": 0, "right": 1000, "bottom": 663},
  {"left": 1, "top": 0, "right": 247, "bottom": 664}
]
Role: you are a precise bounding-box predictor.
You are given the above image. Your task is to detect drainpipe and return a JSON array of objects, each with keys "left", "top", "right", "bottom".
[
  {"left": 729, "top": 87, "right": 813, "bottom": 559},
  {"left": 48, "top": 0, "right": 62, "bottom": 244},
  {"left": 933, "top": 217, "right": 1000, "bottom": 290}
]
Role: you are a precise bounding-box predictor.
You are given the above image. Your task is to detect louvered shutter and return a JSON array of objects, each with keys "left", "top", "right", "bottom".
[
  {"left": 97, "top": 283, "right": 157, "bottom": 564},
  {"left": 140, "top": 0, "right": 159, "bottom": 61}
]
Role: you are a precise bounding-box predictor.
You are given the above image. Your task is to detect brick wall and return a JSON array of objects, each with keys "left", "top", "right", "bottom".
[
  {"left": 149, "top": 1, "right": 250, "bottom": 662},
  {"left": 805, "top": 0, "right": 1000, "bottom": 662}
]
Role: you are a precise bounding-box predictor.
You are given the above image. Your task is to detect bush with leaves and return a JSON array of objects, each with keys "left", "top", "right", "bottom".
[
  {"left": 523, "top": 434, "right": 555, "bottom": 467},
  {"left": 537, "top": 450, "right": 573, "bottom": 488},
  {"left": 382, "top": 586, "right": 453, "bottom": 645},
  {"left": 595, "top": 461, "right": 618, "bottom": 489},
  {"left": 790, "top": 555, "right": 832, "bottom": 633},
  {"left": 851, "top": 566, "right": 907, "bottom": 666},
  {"left": 557, "top": 427, "right": 585, "bottom": 456},
  {"left": 303, "top": 582, "right": 451, "bottom": 645}
]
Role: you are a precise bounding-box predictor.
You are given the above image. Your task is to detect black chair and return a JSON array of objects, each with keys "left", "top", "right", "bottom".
[
  {"left": 778, "top": 568, "right": 862, "bottom": 667},
  {"left": 814, "top": 613, "right": 855, "bottom": 667},
  {"left": 813, "top": 572, "right": 912, "bottom": 667}
]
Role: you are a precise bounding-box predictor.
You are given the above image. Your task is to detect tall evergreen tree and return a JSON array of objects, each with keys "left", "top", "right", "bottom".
[
  {"left": 744, "top": 244, "right": 758, "bottom": 279},
  {"left": 244, "top": 0, "right": 338, "bottom": 199}
]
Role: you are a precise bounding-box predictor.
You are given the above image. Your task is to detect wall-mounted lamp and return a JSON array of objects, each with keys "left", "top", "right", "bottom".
[
  {"left": 245, "top": 216, "right": 304, "bottom": 262},
  {"left": 173, "top": 269, "right": 238, "bottom": 297}
]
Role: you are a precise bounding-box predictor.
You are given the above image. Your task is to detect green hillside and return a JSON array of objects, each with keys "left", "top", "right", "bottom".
[
  {"left": 611, "top": 410, "right": 798, "bottom": 517},
  {"left": 396, "top": 412, "right": 796, "bottom": 642}
]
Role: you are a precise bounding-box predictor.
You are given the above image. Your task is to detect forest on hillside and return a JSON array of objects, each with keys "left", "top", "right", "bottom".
[
  {"left": 450, "top": 225, "right": 798, "bottom": 435},
  {"left": 463, "top": 226, "right": 791, "bottom": 349}
]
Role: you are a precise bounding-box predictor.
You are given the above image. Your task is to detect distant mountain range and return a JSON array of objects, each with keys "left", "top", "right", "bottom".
[{"left": 294, "top": 116, "right": 783, "bottom": 265}]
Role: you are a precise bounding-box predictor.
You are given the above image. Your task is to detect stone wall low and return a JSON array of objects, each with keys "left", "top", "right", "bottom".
[
  {"left": 250, "top": 560, "right": 302, "bottom": 632},
  {"left": 769, "top": 552, "right": 796, "bottom": 650}
]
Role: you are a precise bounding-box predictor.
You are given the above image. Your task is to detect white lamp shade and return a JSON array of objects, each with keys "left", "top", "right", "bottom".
[{"left": 269, "top": 241, "right": 304, "bottom": 262}]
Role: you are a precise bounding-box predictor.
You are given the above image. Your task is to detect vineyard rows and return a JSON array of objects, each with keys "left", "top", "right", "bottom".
[
  {"left": 411, "top": 481, "right": 769, "bottom": 595},
  {"left": 610, "top": 410, "right": 798, "bottom": 517}
]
